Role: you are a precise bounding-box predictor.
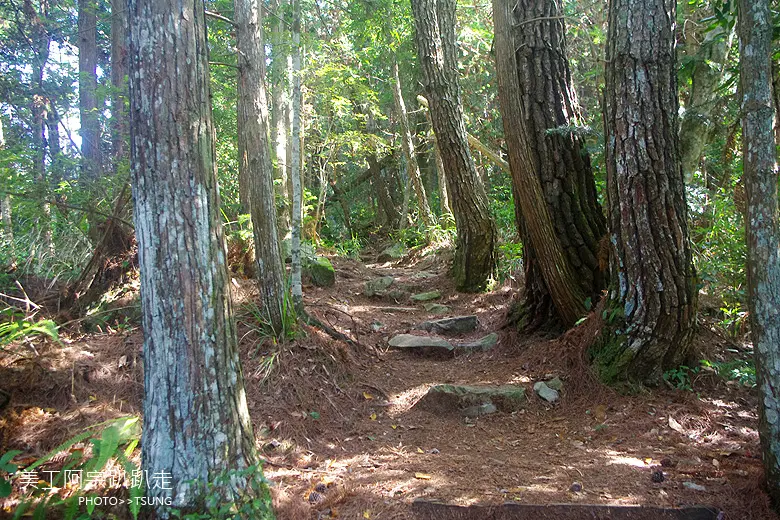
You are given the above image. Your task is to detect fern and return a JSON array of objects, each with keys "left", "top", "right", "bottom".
[{"left": 0, "top": 318, "right": 61, "bottom": 348}]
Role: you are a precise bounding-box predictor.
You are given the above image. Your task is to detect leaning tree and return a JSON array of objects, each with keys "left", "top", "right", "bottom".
[
  {"left": 593, "top": 0, "right": 698, "bottom": 383},
  {"left": 493, "top": 0, "right": 607, "bottom": 330},
  {"left": 410, "top": 0, "right": 497, "bottom": 292},
  {"left": 128, "top": 0, "right": 272, "bottom": 514}
]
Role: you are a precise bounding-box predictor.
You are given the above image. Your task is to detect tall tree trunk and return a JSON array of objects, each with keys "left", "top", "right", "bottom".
[
  {"left": 110, "top": 0, "right": 129, "bottom": 172},
  {"left": 595, "top": 0, "right": 697, "bottom": 384},
  {"left": 493, "top": 0, "right": 606, "bottom": 330},
  {"left": 0, "top": 121, "right": 14, "bottom": 265},
  {"left": 418, "top": 95, "right": 451, "bottom": 216},
  {"left": 79, "top": 0, "right": 101, "bottom": 182},
  {"left": 271, "top": 0, "right": 291, "bottom": 236},
  {"left": 127, "top": 0, "right": 271, "bottom": 514},
  {"left": 25, "top": 0, "right": 53, "bottom": 257},
  {"left": 410, "top": 0, "right": 497, "bottom": 292},
  {"left": 46, "top": 99, "right": 63, "bottom": 185},
  {"left": 739, "top": 0, "right": 780, "bottom": 508},
  {"left": 392, "top": 59, "right": 434, "bottom": 227},
  {"left": 236, "top": 0, "right": 288, "bottom": 334},
  {"left": 290, "top": 0, "right": 303, "bottom": 311},
  {"left": 679, "top": 7, "right": 733, "bottom": 182}
]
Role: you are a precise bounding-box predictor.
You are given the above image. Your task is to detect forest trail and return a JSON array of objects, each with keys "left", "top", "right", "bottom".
[
  {"left": 260, "top": 252, "right": 772, "bottom": 519},
  {"left": 0, "top": 250, "right": 774, "bottom": 519}
]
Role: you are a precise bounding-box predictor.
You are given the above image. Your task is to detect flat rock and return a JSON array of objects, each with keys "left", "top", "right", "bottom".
[
  {"left": 364, "top": 276, "right": 395, "bottom": 297},
  {"left": 377, "top": 243, "right": 405, "bottom": 262},
  {"left": 418, "top": 315, "right": 477, "bottom": 335},
  {"left": 411, "top": 290, "right": 442, "bottom": 302},
  {"left": 534, "top": 381, "right": 560, "bottom": 403},
  {"left": 423, "top": 303, "right": 450, "bottom": 314},
  {"left": 388, "top": 334, "right": 454, "bottom": 356},
  {"left": 302, "top": 256, "right": 335, "bottom": 287},
  {"left": 412, "top": 500, "right": 720, "bottom": 520},
  {"left": 414, "top": 384, "right": 526, "bottom": 416},
  {"left": 456, "top": 333, "right": 499, "bottom": 352}
]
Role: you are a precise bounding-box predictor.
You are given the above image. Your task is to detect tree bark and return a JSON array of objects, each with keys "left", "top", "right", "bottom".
[
  {"left": 127, "top": 0, "right": 270, "bottom": 514},
  {"left": 392, "top": 59, "right": 434, "bottom": 227},
  {"left": 290, "top": 0, "right": 304, "bottom": 311},
  {"left": 595, "top": 0, "right": 697, "bottom": 384},
  {"left": 411, "top": 0, "right": 497, "bottom": 292},
  {"left": 236, "top": 0, "right": 288, "bottom": 334},
  {"left": 271, "top": 0, "right": 291, "bottom": 236},
  {"left": 739, "top": 0, "right": 780, "bottom": 509},
  {"left": 79, "top": 0, "right": 101, "bottom": 181},
  {"left": 110, "top": 0, "right": 129, "bottom": 172},
  {"left": 493, "top": 0, "right": 604, "bottom": 328}
]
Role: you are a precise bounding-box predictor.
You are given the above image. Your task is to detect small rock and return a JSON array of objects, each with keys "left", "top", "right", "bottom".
[
  {"left": 651, "top": 470, "right": 665, "bottom": 483},
  {"left": 429, "top": 448, "right": 440, "bottom": 454},
  {"left": 418, "top": 315, "right": 478, "bottom": 335},
  {"left": 411, "top": 290, "right": 442, "bottom": 302},
  {"left": 660, "top": 457, "right": 675, "bottom": 467},
  {"left": 423, "top": 303, "right": 450, "bottom": 314},
  {"left": 569, "top": 482, "right": 582, "bottom": 492},
  {"left": 533, "top": 381, "right": 560, "bottom": 403},
  {"left": 364, "top": 276, "right": 395, "bottom": 297},
  {"left": 546, "top": 376, "right": 563, "bottom": 391},
  {"left": 457, "top": 333, "right": 499, "bottom": 353},
  {"left": 314, "top": 482, "right": 328, "bottom": 493},
  {"left": 683, "top": 481, "right": 706, "bottom": 492}
]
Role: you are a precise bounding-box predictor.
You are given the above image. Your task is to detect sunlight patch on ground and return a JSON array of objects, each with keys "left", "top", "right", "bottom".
[
  {"left": 605, "top": 454, "right": 649, "bottom": 468},
  {"left": 387, "top": 384, "right": 434, "bottom": 416}
]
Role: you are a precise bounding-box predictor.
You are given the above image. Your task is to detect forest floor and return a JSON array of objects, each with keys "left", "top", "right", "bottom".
[{"left": 0, "top": 244, "right": 777, "bottom": 519}]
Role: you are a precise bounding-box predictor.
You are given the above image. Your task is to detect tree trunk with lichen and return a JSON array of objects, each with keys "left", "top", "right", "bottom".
[
  {"left": 128, "top": 0, "right": 271, "bottom": 515},
  {"left": 411, "top": 0, "right": 496, "bottom": 292},
  {"left": 739, "top": 0, "right": 780, "bottom": 509},
  {"left": 493, "top": 0, "right": 606, "bottom": 330},
  {"left": 594, "top": 0, "right": 697, "bottom": 384}
]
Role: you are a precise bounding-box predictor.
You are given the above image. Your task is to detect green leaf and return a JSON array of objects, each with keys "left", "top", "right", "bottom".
[{"left": 0, "top": 450, "right": 22, "bottom": 472}]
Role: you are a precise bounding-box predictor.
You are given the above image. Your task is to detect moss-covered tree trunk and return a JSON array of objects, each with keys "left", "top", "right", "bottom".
[
  {"left": 236, "top": 0, "right": 287, "bottom": 334},
  {"left": 595, "top": 0, "right": 697, "bottom": 384},
  {"left": 410, "top": 0, "right": 497, "bottom": 292},
  {"left": 493, "top": 0, "right": 607, "bottom": 330},
  {"left": 128, "top": 0, "right": 271, "bottom": 514},
  {"left": 739, "top": 0, "right": 780, "bottom": 508}
]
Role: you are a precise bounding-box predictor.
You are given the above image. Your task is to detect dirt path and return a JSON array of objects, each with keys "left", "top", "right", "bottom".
[
  {"left": 262, "top": 255, "right": 774, "bottom": 520},
  {"left": 0, "top": 252, "right": 775, "bottom": 519}
]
